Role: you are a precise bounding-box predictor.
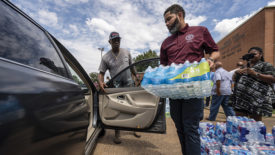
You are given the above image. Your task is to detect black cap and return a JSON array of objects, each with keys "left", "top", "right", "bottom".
[{"left": 109, "top": 32, "right": 121, "bottom": 40}]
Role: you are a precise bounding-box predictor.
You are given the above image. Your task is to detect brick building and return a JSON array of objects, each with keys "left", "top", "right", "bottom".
[{"left": 217, "top": 6, "right": 275, "bottom": 71}]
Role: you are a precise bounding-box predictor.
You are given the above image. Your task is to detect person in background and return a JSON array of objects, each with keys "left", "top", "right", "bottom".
[
  {"left": 205, "top": 63, "right": 216, "bottom": 107},
  {"left": 160, "top": 4, "right": 220, "bottom": 155},
  {"left": 229, "top": 61, "right": 245, "bottom": 78},
  {"left": 208, "top": 61, "right": 235, "bottom": 121},
  {"left": 232, "top": 47, "right": 275, "bottom": 121},
  {"left": 106, "top": 76, "right": 110, "bottom": 82},
  {"left": 227, "top": 61, "right": 245, "bottom": 107},
  {"left": 98, "top": 32, "right": 140, "bottom": 144}
]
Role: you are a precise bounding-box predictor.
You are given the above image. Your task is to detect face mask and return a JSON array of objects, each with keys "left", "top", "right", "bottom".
[{"left": 169, "top": 17, "right": 180, "bottom": 34}]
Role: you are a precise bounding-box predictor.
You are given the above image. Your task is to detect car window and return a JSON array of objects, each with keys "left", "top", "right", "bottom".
[
  {"left": 65, "top": 61, "right": 88, "bottom": 90},
  {"left": 0, "top": 1, "right": 66, "bottom": 76},
  {"left": 108, "top": 58, "right": 160, "bottom": 88}
]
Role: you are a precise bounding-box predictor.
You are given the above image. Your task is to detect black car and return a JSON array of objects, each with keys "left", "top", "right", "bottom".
[{"left": 0, "top": 1, "right": 166, "bottom": 154}]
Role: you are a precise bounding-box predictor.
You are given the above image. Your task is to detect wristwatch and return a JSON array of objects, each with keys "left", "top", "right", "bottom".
[{"left": 256, "top": 73, "right": 261, "bottom": 77}]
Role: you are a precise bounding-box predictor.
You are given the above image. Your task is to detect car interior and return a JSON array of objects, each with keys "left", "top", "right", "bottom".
[{"left": 99, "top": 58, "right": 162, "bottom": 129}]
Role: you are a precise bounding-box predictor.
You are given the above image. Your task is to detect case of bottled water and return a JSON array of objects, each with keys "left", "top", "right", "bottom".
[
  {"left": 199, "top": 116, "right": 275, "bottom": 155},
  {"left": 200, "top": 136, "right": 221, "bottom": 155},
  {"left": 199, "top": 122, "right": 215, "bottom": 138},
  {"left": 222, "top": 145, "right": 252, "bottom": 155},
  {"left": 273, "top": 126, "right": 275, "bottom": 145},
  {"left": 141, "top": 58, "right": 212, "bottom": 99},
  {"left": 215, "top": 122, "right": 226, "bottom": 143}
]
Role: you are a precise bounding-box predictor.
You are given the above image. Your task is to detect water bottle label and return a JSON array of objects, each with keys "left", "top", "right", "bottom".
[{"left": 169, "top": 61, "right": 210, "bottom": 82}]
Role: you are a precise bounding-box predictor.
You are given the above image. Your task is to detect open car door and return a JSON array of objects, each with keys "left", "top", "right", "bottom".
[{"left": 93, "top": 58, "right": 166, "bottom": 133}]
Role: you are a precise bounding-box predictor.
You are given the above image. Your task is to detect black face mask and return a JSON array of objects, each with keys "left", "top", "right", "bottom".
[{"left": 168, "top": 17, "right": 180, "bottom": 34}]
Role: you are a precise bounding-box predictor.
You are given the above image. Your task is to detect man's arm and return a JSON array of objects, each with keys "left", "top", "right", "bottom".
[
  {"left": 203, "top": 27, "right": 220, "bottom": 68},
  {"left": 128, "top": 52, "right": 139, "bottom": 84},
  {"left": 160, "top": 45, "right": 168, "bottom": 66},
  {"left": 130, "top": 66, "right": 137, "bottom": 76},
  {"left": 98, "top": 72, "right": 107, "bottom": 92},
  {"left": 214, "top": 71, "right": 221, "bottom": 96},
  {"left": 216, "top": 80, "right": 221, "bottom": 96}
]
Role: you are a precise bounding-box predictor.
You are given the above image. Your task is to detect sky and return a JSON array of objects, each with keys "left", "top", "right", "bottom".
[{"left": 10, "top": 0, "right": 275, "bottom": 74}]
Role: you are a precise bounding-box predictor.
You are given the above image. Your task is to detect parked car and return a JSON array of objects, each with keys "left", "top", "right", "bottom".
[{"left": 0, "top": 1, "right": 166, "bottom": 154}]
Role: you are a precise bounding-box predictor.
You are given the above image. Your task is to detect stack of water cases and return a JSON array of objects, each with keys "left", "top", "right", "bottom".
[
  {"left": 199, "top": 116, "right": 275, "bottom": 155},
  {"left": 141, "top": 58, "right": 211, "bottom": 99}
]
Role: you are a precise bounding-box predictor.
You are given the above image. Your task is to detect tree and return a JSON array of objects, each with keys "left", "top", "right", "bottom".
[
  {"left": 72, "top": 75, "right": 84, "bottom": 85},
  {"left": 89, "top": 72, "right": 98, "bottom": 82},
  {"left": 133, "top": 49, "right": 159, "bottom": 72}
]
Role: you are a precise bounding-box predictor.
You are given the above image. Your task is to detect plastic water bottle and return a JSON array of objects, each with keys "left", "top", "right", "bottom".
[
  {"left": 257, "top": 121, "right": 266, "bottom": 142},
  {"left": 141, "top": 66, "right": 153, "bottom": 85},
  {"left": 239, "top": 121, "right": 249, "bottom": 143},
  {"left": 231, "top": 117, "right": 239, "bottom": 138},
  {"left": 265, "top": 133, "right": 274, "bottom": 146},
  {"left": 226, "top": 116, "right": 234, "bottom": 134},
  {"left": 151, "top": 65, "right": 164, "bottom": 85},
  {"left": 215, "top": 122, "right": 226, "bottom": 143},
  {"left": 272, "top": 126, "right": 275, "bottom": 145}
]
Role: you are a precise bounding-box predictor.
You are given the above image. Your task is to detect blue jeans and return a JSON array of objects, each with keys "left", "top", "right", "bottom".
[
  {"left": 169, "top": 98, "right": 203, "bottom": 155},
  {"left": 208, "top": 95, "right": 235, "bottom": 121}
]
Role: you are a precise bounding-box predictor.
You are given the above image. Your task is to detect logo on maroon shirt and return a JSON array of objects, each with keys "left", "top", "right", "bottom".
[{"left": 185, "top": 34, "right": 194, "bottom": 42}]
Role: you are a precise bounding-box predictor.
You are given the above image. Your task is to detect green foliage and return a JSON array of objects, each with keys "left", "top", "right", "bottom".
[
  {"left": 72, "top": 75, "right": 84, "bottom": 85},
  {"left": 89, "top": 72, "right": 98, "bottom": 82},
  {"left": 133, "top": 49, "right": 159, "bottom": 72}
]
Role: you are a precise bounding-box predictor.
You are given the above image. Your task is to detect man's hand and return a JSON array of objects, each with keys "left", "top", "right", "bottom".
[
  {"left": 134, "top": 76, "right": 141, "bottom": 86},
  {"left": 207, "top": 58, "right": 215, "bottom": 69},
  {"left": 207, "top": 51, "right": 220, "bottom": 68},
  {"left": 98, "top": 72, "right": 107, "bottom": 92},
  {"left": 99, "top": 82, "right": 108, "bottom": 92}
]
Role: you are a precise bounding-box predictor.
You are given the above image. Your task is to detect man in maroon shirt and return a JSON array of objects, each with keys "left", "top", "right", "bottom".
[{"left": 161, "top": 4, "right": 220, "bottom": 155}]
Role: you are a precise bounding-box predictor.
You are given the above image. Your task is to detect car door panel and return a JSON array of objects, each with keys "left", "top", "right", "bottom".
[
  {"left": 99, "top": 88, "right": 159, "bottom": 129},
  {"left": 96, "top": 58, "right": 166, "bottom": 133}
]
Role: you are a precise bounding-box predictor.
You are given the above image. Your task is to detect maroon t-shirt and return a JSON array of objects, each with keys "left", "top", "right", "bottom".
[{"left": 160, "top": 24, "right": 218, "bottom": 66}]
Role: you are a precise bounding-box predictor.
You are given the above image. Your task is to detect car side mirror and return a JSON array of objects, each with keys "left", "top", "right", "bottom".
[{"left": 81, "top": 85, "right": 89, "bottom": 94}]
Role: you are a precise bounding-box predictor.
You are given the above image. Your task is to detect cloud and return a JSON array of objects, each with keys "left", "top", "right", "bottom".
[
  {"left": 86, "top": 18, "right": 116, "bottom": 35},
  {"left": 64, "top": 0, "right": 210, "bottom": 73},
  {"left": 12, "top": 0, "right": 266, "bottom": 74},
  {"left": 130, "top": 50, "right": 142, "bottom": 59},
  {"left": 59, "top": 38, "right": 102, "bottom": 74},
  {"left": 186, "top": 15, "right": 207, "bottom": 26},
  {"left": 213, "top": 12, "right": 255, "bottom": 38},
  {"left": 85, "top": 0, "right": 207, "bottom": 54},
  {"left": 66, "top": 0, "right": 89, "bottom": 3},
  {"left": 69, "top": 24, "right": 79, "bottom": 36},
  {"left": 37, "top": 10, "right": 58, "bottom": 27},
  {"left": 267, "top": 0, "right": 275, "bottom": 6},
  {"left": 52, "top": 0, "right": 89, "bottom": 8}
]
